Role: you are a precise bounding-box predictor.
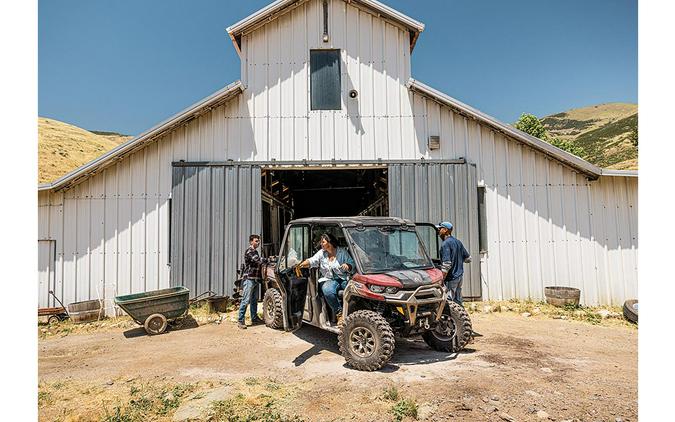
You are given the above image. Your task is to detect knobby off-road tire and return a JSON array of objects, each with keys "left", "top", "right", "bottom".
[
  {"left": 263, "top": 288, "right": 284, "bottom": 329},
  {"left": 422, "top": 300, "right": 472, "bottom": 353},
  {"left": 623, "top": 299, "right": 638, "bottom": 324},
  {"left": 338, "top": 310, "right": 395, "bottom": 371}
]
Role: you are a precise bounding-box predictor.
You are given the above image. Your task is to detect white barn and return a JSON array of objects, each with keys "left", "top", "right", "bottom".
[{"left": 38, "top": 0, "right": 637, "bottom": 313}]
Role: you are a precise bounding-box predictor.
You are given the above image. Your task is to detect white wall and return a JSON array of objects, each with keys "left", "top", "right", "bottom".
[{"left": 238, "top": 0, "right": 414, "bottom": 161}]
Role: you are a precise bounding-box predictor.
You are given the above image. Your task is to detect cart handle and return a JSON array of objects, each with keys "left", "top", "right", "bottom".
[
  {"left": 189, "top": 290, "right": 216, "bottom": 305},
  {"left": 49, "top": 290, "right": 68, "bottom": 315}
]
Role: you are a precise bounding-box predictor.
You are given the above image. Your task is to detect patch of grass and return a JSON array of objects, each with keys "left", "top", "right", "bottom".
[
  {"left": 101, "top": 405, "right": 134, "bottom": 422},
  {"left": 266, "top": 382, "right": 281, "bottom": 391},
  {"left": 381, "top": 386, "right": 400, "bottom": 401},
  {"left": 467, "top": 299, "right": 633, "bottom": 327},
  {"left": 207, "top": 393, "right": 304, "bottom": 422},
  {"left": 38, "top": 390, "right": 52, "bottom": 407},
  {"left": 99, "top": 382, "right": 196, "bottom": 420},
  {"left": 38, "top": 315, "right": 137, "bottom": 339},
  {"left": 158, "top": 383, "right": 196, "bottom": 415},
  {"left": 391, "top": 398, "right": 418, "bottom": 421},
  {"left": 245, "top": 377, "right": 260, "bottom": 386}
]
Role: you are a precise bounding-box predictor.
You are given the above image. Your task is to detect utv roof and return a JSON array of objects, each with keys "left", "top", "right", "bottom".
[{"left": 289, "top": 216, "right": 416, "bottom": 227}]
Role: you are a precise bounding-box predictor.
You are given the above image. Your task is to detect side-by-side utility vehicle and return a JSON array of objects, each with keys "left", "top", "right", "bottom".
[{"left": 261, "top": 217, "right": 473, "bottom": 371}]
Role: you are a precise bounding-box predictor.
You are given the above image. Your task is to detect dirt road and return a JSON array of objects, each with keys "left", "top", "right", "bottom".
[{"left": 38, "top": 313, "right": 637, "bottom": 421}]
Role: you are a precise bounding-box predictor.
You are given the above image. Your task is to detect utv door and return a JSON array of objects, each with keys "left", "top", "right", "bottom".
[
  {"left": 275, "top": 224, "right": 311, "bottom": 331},
  {"left": 415, "top": 223, "right": 440, "bottom": 266}
]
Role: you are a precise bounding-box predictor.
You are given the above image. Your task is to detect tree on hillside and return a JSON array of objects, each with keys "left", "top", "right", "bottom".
[
  {"left": 514, "top": 113, "right": 584, "bottom": 158},
  {"left": 514, "top": 113, "right": 548, "bottom": 140},
  {"left": 629, "top": 126, "right": 638, "bottom": 148},
  {"left": 548, "top": 137, "right": 585, "bottom": 158}
]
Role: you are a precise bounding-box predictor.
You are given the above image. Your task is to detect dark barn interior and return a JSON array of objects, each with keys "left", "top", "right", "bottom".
[{"left": 261, "top": 168, "right": 388, "bottom": 255}]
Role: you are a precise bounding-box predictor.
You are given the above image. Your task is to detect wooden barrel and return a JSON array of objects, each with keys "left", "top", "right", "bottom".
[
  {"left": 544, "top": 286, "right": 581, "bottom": 307},
  {"left": 67, "top": 299, "right": 102, "bottom": 323}
]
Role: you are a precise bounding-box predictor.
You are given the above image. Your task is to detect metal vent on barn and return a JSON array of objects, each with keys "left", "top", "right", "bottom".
[{"left": 428, "top": 135, "right": 441, "bottom": 150}]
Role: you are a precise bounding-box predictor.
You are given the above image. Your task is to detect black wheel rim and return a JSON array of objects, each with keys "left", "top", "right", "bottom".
[
  {"left": 349, "top": 327, "right": 376, "bottom": 357},
  {"left": 431, "top": 316, "right": 457, "bottom": 343}
]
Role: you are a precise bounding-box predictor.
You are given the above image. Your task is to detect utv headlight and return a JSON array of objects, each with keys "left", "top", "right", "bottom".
[
  {"left": 368, "top": 284, "right": 385, "bottom": 293},
  {"left": 385, "top": 287, "right": 399, "bottom": 294}
]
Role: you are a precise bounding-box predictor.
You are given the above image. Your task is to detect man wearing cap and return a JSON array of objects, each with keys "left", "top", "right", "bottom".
[{"left": 437, "top": 221, "right": 471, "bottom": 306}]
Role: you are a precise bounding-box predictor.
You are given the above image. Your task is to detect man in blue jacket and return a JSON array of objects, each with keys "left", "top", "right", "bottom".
[{"left": 437, "top": 222, "right": 471, "bottom": 306}]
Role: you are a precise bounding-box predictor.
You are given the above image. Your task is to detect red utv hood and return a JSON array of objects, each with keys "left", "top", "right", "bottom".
[{"left": 354, "top": 268, "right": 443, "bottom": 289}]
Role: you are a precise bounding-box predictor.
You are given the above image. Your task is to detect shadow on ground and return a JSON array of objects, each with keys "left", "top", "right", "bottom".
[
  {"left": 122, "top": 315, "right": 200, "bottom": 339},
  {"left": 290, "top": 324, "right": 475, "bottom": 370}
]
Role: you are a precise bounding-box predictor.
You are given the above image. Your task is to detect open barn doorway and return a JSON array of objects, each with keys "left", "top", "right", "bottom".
[{"left": 261, "top": 167, "right": 389, "bottom": 256}]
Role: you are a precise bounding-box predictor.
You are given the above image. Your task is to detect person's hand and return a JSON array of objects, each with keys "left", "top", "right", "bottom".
[
  {"left": 294, "top": 264, "right": 303, "bottom": 278},
  {"left": 340, "top": 263, "right": 350, "bottom": 272}
]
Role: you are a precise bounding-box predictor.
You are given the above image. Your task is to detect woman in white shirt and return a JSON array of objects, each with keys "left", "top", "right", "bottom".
[{"left": 298, "top": 233, "right": 355, "bottom": 322}]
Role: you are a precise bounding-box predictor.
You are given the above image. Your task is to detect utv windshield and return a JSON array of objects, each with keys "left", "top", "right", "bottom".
[{"left": 347, "top": 226, "right": 434, "bottom": 274}]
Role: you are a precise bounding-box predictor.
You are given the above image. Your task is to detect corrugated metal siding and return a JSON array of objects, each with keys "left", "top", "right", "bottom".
[
  {"left": 408, "top": 93, "right": 638, "bottom": 306},
  {"left": 170, "top": 165, "right": 262, "bottom": 297},
  {"left": 240, "top": 0, "right": 412, "bottom": 161},
  {"left": 388, "top": 163, "right": 481, "bottom": 299},
  {"left": 38, "top": 240, "right": 56, "bottom": 308}
]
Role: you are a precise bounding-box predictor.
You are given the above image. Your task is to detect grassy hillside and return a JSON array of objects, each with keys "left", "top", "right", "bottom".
[
  {"left": 541, "top": 103, "right": 638, "bottom": 170},
  {"left": 38, "top": 117, "right": 132, "bottom": 184}
]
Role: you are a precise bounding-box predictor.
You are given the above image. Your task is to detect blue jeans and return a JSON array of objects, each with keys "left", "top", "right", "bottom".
[
  {"left": 321, "top": 278, "right": 347, "bottom": 315},
  {"left": 238, "top": 278, "right": 259, "bottom": 323},
  {"left": 446, "top": 276, "right": 463, "bottom": 306}
]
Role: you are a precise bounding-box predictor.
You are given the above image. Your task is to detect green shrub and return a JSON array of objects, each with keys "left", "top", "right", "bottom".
[{"left": 391, "top": 398, "right": 418, "bottom": 421}]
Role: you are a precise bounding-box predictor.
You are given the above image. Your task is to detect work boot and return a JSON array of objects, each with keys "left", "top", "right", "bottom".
[
  {"left": 251, "top": 318, "right": 264, "bottom": 326},
  {"left": 336, "top": 311, "right": 344, "bottom": 327},
  {"left": 237, "top": 321, "right": 247, "bottom": 330}
]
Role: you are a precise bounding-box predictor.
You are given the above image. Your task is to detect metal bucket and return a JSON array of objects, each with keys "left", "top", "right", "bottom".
[
  {"left": 544, "top": 286, "right": 581, "bottom": 307},
  {"left": 207, "top": 296, "right": 230, "bottom": 313}
]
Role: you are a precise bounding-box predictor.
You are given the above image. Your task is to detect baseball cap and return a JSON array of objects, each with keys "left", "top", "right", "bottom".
[{"left": 437, "top": 221, "right": 453, "bottom": 230}]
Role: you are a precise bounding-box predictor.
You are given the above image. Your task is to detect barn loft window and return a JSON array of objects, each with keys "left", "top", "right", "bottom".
[{"left": 310, "top": 50, "right": 341, "bottom": 110}]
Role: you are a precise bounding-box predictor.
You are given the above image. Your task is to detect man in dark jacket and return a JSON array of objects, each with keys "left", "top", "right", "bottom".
[
  {"left": 237, "top": 234, "right": 267, "bottom": 329},
  {"left": 437, "top": 222, "right": 471, "bottom": 306}
]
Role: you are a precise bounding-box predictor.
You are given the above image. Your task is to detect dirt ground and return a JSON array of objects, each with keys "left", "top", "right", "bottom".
[{"left": 38, "top": 310, "right": 637, "bottom": 422}]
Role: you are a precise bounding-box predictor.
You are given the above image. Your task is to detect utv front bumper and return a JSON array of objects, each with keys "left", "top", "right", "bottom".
[
  {"left": 383, "top": 284, "right": 447, "bottom": 327},
  {"left": 347, "top": 282, "right": 447, "bottom": 328}
]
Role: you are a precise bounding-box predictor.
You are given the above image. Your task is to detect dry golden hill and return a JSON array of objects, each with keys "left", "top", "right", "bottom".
[
  {"left": 38, "top": 117, "right": 133, "bottom": 184},
  {"left": 541, "top": 103, "right": 638, "bottom": 170}
]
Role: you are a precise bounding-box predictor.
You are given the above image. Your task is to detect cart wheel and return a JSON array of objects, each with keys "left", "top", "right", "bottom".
[
  {"left": 47, "top": 315, "right": 60, "bottom": 326},
  {"left": 144, "top": 314, "right": 168, "bottom": 335}
]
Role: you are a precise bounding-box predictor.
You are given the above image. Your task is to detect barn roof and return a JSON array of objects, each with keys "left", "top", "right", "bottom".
[
  {"left": 38, "top": 81, "right": 244, "bottom": 192},
  {"left": 226, "top": 0, "right": 425, "bottom": 54},
  {"left": 407, "top": 79, "right": 615, "bottom": 180},
  {"left": 39, "top": 77, "right": 638, "bottom": 192}
]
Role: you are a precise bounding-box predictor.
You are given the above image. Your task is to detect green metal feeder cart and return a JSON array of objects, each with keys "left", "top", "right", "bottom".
[{"left": 114, "top": 287, "right": 190, "bottom": 335}]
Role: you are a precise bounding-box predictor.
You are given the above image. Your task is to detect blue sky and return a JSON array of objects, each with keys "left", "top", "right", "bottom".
[{"left": 38, "top": 0, "right": 637, "bottom": 135}]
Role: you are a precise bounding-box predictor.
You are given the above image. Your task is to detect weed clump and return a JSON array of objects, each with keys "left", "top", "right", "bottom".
[
  {"left": 391, "top": 398, "right": 418, "bottom": 421},
  {"left": 381, "top": 386, "right": 400, "bottom": 401},
  {"left": 100, "top": 382, "right": 196, "bottom": 421},
  {"left": 207, "top": 394, "right": 304, "bottom": 422}
]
